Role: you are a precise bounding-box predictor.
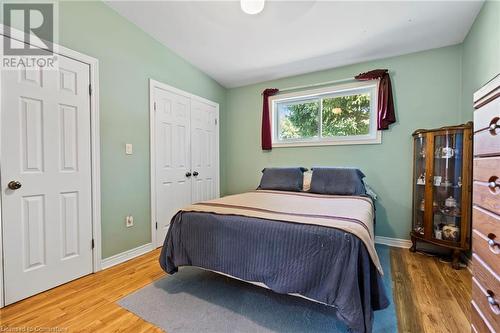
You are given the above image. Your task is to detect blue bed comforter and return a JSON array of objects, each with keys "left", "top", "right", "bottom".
[{"left": 159, "top": 211, "right": 389, "bottom": 333}]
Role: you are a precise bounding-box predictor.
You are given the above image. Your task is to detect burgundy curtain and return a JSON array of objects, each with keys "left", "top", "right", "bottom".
[
  {"left": 355, "top": 69, "right": 396, "bottom": 130},
  {"left": 261, "top": 88, "right": 279, "bottom": 150}
]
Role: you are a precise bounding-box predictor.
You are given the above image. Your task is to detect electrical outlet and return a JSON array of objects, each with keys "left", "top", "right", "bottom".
[{"left": 126, "top": 215, "right": 134, "bottom": 227}]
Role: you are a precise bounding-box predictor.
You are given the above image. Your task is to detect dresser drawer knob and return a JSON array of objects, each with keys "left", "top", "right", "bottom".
[
  {"left": 488, "top": 233, "right": 497, "bottom": 242},
  {"left": 487, "top": 290, "right": 500, "bottom": 315},
  {"left": 489, "top": 117, "right": 500, "bottom": 135},
  {"left": 487, "top": 176, "right": 499, "bottom": 193},
  {"left": 487, "top": 233, "right": 500, "bottom": 253}
]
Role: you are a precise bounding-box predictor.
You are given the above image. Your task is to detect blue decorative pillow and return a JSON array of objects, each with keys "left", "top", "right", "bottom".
[
  {"left": 310, "top": 167, "right": 366, "bottom": 195},
  {"left": 258, "top": 167, "right": 308, "bottom": 192}
]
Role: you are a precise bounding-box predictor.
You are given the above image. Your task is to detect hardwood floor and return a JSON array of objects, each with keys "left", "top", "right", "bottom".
[
  {"left": 0, "top": 247, "right": 471, "bottom": 333},
  {"left": 391, "top": 248, "right": 471, "bottom": 333},
  {"left": 0, "top": 249, "right": 165, "bottom": 333}
]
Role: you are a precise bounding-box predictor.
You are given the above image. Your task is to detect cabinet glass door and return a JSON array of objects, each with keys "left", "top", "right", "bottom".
[
  {"left": 431, "top": 132, "right": 463, "bottom": 243},
  {"left": 413, "top": 135, "right": 426, "bottom": 236}
]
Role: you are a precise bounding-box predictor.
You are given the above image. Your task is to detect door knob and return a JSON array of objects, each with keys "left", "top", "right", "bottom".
[
  {"left": 8, "top": 180, "right": 22, "bottom": 190},
  {"left": 193, "top": 171, "right": 199, "bottom": 176},
  {"left": 185, "top": 172, "right": 192, "bottom": 177}
]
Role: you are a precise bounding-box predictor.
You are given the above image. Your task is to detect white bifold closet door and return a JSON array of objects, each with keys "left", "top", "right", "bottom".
[
  {"left": 1, "top": 55, "right": 93, "bottom": 305},
  {"left": 190, "top": 99, "right": 218, "bottom": 203},
  {"left": 153, "top": 83, "right": 219, "bottom": 248}
]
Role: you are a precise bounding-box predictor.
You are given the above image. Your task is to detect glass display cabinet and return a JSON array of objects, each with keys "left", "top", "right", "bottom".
[{"left": 410, "top": 122, "right": 473, "bottom": 269}]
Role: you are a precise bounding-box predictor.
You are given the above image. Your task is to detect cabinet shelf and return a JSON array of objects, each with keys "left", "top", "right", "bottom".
[
  {"left": 416, "top": 183, "right": 462, "bottom": 189},
  {"left": 411, "top": 231, "right": 462, "bottom": 249},
  {"left": 434, "top": 156, "right": 459, "bottom": 160},
  {"left": 434, "top": 184, "right": 461, "bottom": 189},
  {"left": 436, "top": 210, "right": 461, "bottom": 218}
]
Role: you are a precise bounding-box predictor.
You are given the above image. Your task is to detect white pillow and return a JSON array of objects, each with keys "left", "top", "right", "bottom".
[{"left": 303, "top": 171, "right": 312, "bottom": 192}]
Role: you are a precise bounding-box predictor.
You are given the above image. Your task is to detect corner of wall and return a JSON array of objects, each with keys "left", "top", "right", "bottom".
[
  {"left": 459, "top": 43, "right": 465, "bottom": 124},
  {"left": 459, "top": 1, "right": 500, "bottom": 123},
  {"left": 219, "top": 88, "right": 229, "bottom": 196}
]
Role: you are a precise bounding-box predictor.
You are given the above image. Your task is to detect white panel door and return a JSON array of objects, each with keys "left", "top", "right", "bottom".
[
  {"left": 191, "top": 99, "right": 218, "bottom": 203},
  {"left": 154, "top": 87, "right": 192, "bottom": 247},
  {"left": 1, "top": 55, "right": 93, "bottom": 304}
]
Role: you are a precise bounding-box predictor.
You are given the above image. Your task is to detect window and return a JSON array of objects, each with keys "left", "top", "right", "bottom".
[{"left": 270, "top": 81, "right": 381, "bottom": 147}]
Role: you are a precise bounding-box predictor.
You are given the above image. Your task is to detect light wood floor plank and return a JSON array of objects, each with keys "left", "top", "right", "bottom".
[
  {"left": 390, "top": 248, "right": 424, "bottom": 333},
  {"left": 0, "top": 247, "right": 471, "bottom": 332},
  {"left": 391, "top": 248, "right": 471, "bottom": 333}
]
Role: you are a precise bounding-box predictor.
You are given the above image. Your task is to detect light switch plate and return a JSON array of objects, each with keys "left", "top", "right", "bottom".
[
  {"left": 126, "top": 215, "right": 134, "bottom": 227},
  {"left": 125, "top": 143, "right": 133, "bottom": 155}
]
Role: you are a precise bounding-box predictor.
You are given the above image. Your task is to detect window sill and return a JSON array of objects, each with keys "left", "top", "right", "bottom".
[{"left": 272, "top": 132, "right": 382, "bottom": 148}]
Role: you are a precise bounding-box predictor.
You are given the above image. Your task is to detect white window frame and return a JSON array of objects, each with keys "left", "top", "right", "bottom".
[{"left": 269, "top": 80, "right": 382, "bottom": 148}]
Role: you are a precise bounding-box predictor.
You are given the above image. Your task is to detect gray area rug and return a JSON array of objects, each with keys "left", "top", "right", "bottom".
[{"left": 118, "top": 245, "right": 396, "bottom": 332}]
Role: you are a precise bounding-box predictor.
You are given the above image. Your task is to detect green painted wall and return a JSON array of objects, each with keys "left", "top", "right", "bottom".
[
  {"left": 461, "top": 1, "right": 500, "bottom": 122},
  {"left": 224, "top": 46, "right": 463, "bottom": 240},
  {"left": 56, "top": 2, "right": 226, "bottom": 258}
]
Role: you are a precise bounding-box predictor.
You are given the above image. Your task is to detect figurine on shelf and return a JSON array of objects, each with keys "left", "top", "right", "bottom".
[
  {"left": 434, "top": 176, "right": 442, "bottom": 186},
  {"left": 435, "top": 146, "right": 442, "bottom": 158},
  {"left": 457, "top": 177, "right": 462, "bottom": 187},
  {"left": 434, "top": 227, "right": 443, "bottom": 240},
  {"left": 417, "top": 173, "right": 426, "bottom": 185},
  {"left": 441, "top": 147, "right": 455, "bottom": 158},
  {"left": 445, "top": 196, "right": 458, "bottom": 208},
  {"left": 420, "top": 198, "right": 425, "bottom": 211},
  {"left": 450, "top": 206, "right": 461, "bottom": 216},
  {"left": 443, "top": 224, "right": 460, "bottom": 242}
]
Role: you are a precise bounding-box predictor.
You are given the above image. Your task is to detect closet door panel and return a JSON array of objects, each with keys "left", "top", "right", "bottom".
[
  {"left": 191, "top": 99, "right": 217, "bottom": 203},
  {"left": 154, "top": 87, "right": 191, "bottom": 247}
]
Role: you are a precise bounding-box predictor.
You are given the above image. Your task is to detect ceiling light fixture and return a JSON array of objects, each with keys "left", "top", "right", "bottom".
[{"left": 240, "top": 0, "right": 265, "bottom": 15}]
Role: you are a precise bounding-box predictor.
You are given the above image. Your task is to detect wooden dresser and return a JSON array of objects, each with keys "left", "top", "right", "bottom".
[{"left": 472, "top": 74, "right": 500, "bottom": 333}]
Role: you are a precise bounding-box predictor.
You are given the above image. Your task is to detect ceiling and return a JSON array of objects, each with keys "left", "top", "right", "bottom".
[{"left": 106, "top": 1, "right": 483, "bottom": 88}]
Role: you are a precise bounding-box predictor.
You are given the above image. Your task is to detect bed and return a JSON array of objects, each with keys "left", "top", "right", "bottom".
[{"left": 159, "top": 188, "right": 389, "bottom": 333}]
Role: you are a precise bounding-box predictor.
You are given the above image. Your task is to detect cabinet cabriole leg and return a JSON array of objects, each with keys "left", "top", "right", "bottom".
[
  {"left": 451, "top": 249, "right": 461, "bottom": 270},
  {"left": 409, "top": 235, "right": 417, "bottom": 253}
]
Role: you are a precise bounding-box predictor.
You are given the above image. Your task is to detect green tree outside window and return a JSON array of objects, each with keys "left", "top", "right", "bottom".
[{"left": 278, "top": 93, "right": 371, "bottom": 140}]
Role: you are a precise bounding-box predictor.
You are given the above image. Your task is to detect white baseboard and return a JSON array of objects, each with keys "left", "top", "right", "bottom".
[
  {"left": 375, "top": 236, "right": 412, "bottom": 248},
  {"left": 101, "top": 243, "right": 154, "bottom": 270}
]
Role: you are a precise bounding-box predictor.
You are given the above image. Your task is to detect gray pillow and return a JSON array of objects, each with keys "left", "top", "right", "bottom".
[
  {"left": 258, "top": 167, "right": 307, "bottom": 192},
  {"left": 310, "top": 167, "right": 366, "bottom": 195}
]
